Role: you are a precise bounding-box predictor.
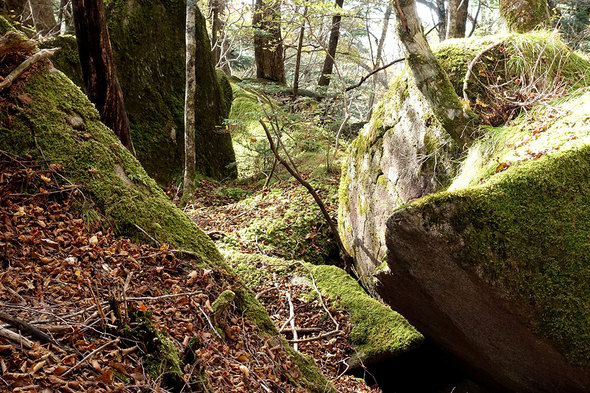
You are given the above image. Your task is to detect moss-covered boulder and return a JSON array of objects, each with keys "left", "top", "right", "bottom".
[
  {"left": 380, "top": 93, "right": 590, "bottom": 392},
  {"left": 340, "top": 32, "right": 590, "bottom": 391},
  {"left": 222, "top": 249, "right": 423, "bottom": 366},
  {"left": 339, "top": 32, "right": 590, "bottom": 295},
  {"left": 105, "top": 0, "right": 236, "bottom": 184},
  {"left": 338, "top": 71, "right": 459, "bottom": 294}
]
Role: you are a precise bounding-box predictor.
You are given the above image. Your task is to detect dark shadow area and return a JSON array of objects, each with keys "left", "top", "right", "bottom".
[{"left": 352, "top": 339, "right": 492, "bottom": 393}]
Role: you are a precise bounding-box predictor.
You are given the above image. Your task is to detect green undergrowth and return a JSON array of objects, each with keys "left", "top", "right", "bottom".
[
  {"left": 218, "top": 180, "right": 340, "bottom": 264},
  {"left": 227, "top": 80, "right": 343, "bottom": 179},
  {"left": 221, "top": 249, "right": 424, "bottom": 365}
]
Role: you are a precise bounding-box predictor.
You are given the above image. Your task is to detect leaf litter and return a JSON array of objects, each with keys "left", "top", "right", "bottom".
[{"left": 0, "top": 152, "right": 379, "bottom": 392}]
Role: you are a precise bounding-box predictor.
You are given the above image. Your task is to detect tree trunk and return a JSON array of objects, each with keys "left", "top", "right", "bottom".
[
  {"left": 318, "top": 0, "right": 344, "bottom": 87},
  {"left": 292, "top": 6, "right": 308, "bottom": 100},
  {"left": 253, "top": 0, "right": 285, "bottom": 83},
  {"left": 447, "top": 0, "right": 469, "bottom": 38},
  {"left": 183, "top": 0, "right": 197, "bottom": 204},
  {"left": 436, "top": 0, "right": 446, "bottom": 41},
  {"left": 499, "top": 0, "right": 550, "bottom": 32},
  {"left": 4, "top": 0, "right": 57, "bottom": 35},
  {"left": 393, "top": 0, "right": 474, "bottom": 147},
  {"left": 210, "top": 0, "right": 231, "bottom": 75},
  {"left": 71, "top": 0, "right": 133, "bottom": 151}
]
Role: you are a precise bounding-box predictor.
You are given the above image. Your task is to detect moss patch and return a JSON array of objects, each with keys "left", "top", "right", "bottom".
[
  {"left": 222, "top": 249, "right": 423, "bottom": 364},
  {"left": 0, "top": 69, "right": 224, "bottom": 267},
  {"left": 406, "top": 142, "right": 590, "bottom": 366},
  {"left": 39, "top": 35, "right": 85, "bottom": 90}
]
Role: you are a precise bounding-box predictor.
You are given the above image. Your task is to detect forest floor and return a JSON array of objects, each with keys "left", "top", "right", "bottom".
[{"left": 0, "top": 153, "right": 379, "bottom": 392}]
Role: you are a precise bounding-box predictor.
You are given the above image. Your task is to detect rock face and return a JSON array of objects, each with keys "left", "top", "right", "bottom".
[
  {"left": 340, "top": 33, "right": 590, "bottom": 391},
  {"left": 338, "top": 72, "right": 458, "bottom": 294}
]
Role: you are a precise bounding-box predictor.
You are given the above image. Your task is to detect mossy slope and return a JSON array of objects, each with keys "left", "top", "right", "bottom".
[
  {"left": 0, "top": 50, "right": 335, "bottom": 393},
  {"left": 222, "top": 249, "right": 423, "bottom": 365},
  {"left": 0, "top": 68, "right": 224, "bottom": 266}
]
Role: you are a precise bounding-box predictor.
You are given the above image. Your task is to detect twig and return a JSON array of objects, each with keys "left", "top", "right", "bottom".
[
  {"left": 126, "top": 290, "right": 202, "bottom": 302},
  {"left": 0, "top": 326, "right": 34, "bottom": 348},
  {"left": 198, "top": 306, "right": 222, "bottom": 339},
  {"left": 345, "top": 57, "right": 405, "bottom": 91},
  {"left": 286, "top": 329, "right": 340, "bottom": 344},
  {"left": 286, "top": 291, "right": 298, "bottom": 351},
  {"left": 463, "top": 41, "right": 503, "bottom": 104},
  {"left": 62, "top": 338, "right": 118, "bottom": 377},
  {"left": 133, "top": 224, "right": 160, "bottom": 247},
  {"left": 259, "top": 119, "right": 353, "bottom": 272},
  {"left": 0, "top": 47, "right": 59, "bottom": 93}
]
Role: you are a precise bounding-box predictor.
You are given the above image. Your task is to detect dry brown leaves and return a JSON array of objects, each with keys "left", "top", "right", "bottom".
[{"left": 0, "top": 152, "right": 317, "bottom": 393}]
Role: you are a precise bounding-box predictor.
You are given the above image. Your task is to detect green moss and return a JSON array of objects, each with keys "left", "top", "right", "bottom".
[
  {"left": 39, "top": 35, "right": 85, "bottom": 90},
  {"left": 222, "top": 250, "right": 423, "bottom": 364},
  {"left": 0, "top": 69, "right": 225, "bottom": 268},
  {"left": 216, "top": 69, "right": 233, "bottom": 119},
  {"left": 500, "top": 0, "right": 550, "bottom": 32},
  {"left": 407, "top": 143, "right": 590, "bottom": 366},
  {"left": 283, "top": 344, "right": 337, "bottom": 393},
  {"left": 307, "top": 264, "right": 423, "bottom": 362},
  {"left": 104, "top": 0, "right": 235, "bottom": 184},
  {"left": 211, "top": 289, "right": 235, "bottom": 319},
  {"left": 127, "top": 311, "right": 183, "bottom": 386}
]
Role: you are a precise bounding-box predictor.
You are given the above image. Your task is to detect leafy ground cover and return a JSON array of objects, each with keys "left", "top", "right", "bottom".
[{"left": 0, "top": 152, "right": 378, "bottom": 392}]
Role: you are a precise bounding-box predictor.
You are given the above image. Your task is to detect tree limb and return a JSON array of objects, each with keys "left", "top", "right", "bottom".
[
  {"left": 259, "top": 119, "right": 354, "bottom": 272},
  {"left": 0, "top": 47, "right": 58, "bottom": 93},
  {"left": 346, "top": 57, "right": 405, "bottom": 91}
]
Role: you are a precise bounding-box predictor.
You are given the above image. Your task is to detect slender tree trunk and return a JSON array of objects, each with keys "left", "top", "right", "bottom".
[
  {"left": 368, "top": 0, "right": 393, "bottom": 114},
  {"left": 292, "top": 6, "right": 308, "bottom": 100},
  {"left": 71, "top": 0, "right": 133, "bottom": 151},
  {"left": 447, "top": 0, "right": 469, "bottom": 38},
  {"left": 318, "top": 0, "right": 344, "bottom": 87},
  {"left": 253, "top": 0, "right": 285, "bottom": 83},
  {"left": 436, "top": 0, "right": 446, "bottom": 40},
  {"left": 499, "top": 0, "right": 550, "bottom": 32},
  {"left": 393, "top": 0, "right": 474, "bottom": 146},
  {"left": 183, "top": 0, "right": 197, "bottom": 204}
]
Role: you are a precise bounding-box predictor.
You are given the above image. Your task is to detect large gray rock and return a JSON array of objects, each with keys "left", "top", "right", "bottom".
[{"left": 338, "top": 72, "right": 458, "bottom": 294}]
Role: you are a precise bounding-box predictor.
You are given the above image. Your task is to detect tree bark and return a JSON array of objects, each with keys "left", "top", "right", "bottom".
[
  {"left": 368, "top": 0, "right": 393, "bottom": 113},
  {"left": 292, "top": 6, "right": 308, "bottom": 99},
  {"left": 253, "top": 0, "right": 285, "bottom": 83},
  {"left": 499, "top": 0, "right": 550, "bottom": 32},
  {"left": 71, "top": 0, "right": 133, "bottom": 151},
  {"left": 183, "top": 0, "right": 197, "bottom": 204},
  {"left": 447, "top": 0, "right": 469, "bottom": 38},
  {"left": 393, "top": 0, "right": 474, "bottom": 147},
  {"left": 318, "top": 0, "right": 344, "bottom": 87}
]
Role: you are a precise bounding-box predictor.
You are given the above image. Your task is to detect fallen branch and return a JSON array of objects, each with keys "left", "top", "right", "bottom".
[
  {"left": 198, "top": 306, "right": 222, "bottom": 339},
  {"left": 0, "top": 311, "right": 61, "bottom": 348},
  {"left": 0, "top": 47, "right": 59, "bottom": 93},
  {"left": 0, "top": 326, "right": 34, "bottom": 348},
  {"left": 259, "top": 119, "right": 354, "bottom": 272},
  {"left": 286, "top": 329, "right": 340, "bottom": 344}
]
